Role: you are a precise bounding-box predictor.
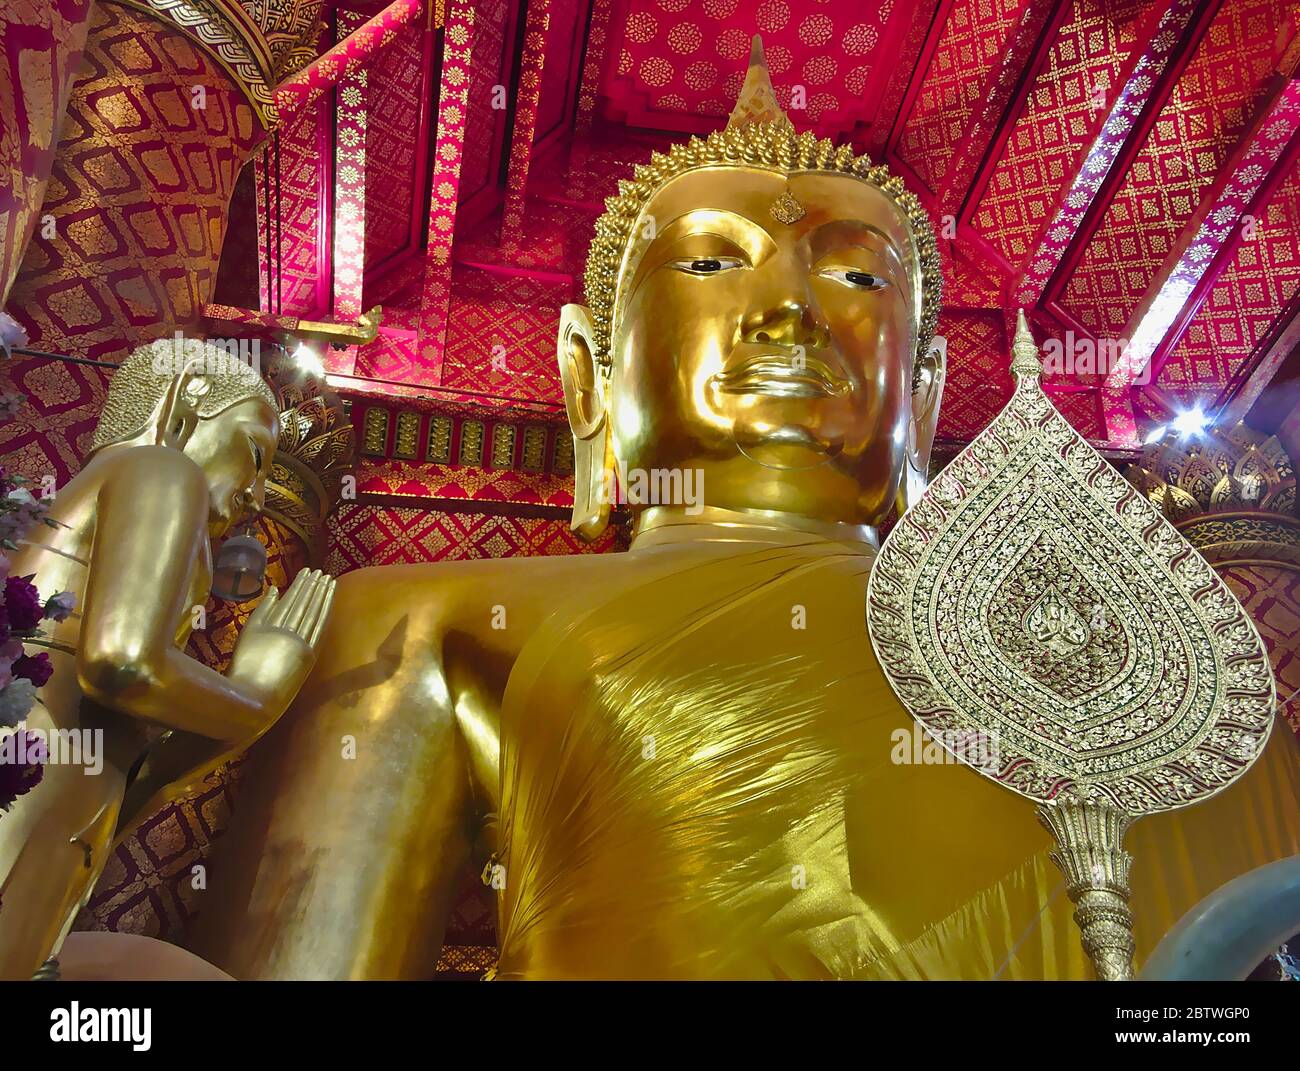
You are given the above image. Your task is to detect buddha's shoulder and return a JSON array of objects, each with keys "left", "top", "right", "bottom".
[{"left": 74, "top": 444, "right": 208, "bottom": 495}]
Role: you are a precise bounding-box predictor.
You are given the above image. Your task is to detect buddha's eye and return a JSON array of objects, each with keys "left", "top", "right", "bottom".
[
  {"left": 249, "top": 438, "right": 264, "bottom": 473},
  {"left": 670, "top": 256, "right": 746, "bottom": 276},
  {"left": 819, "top": 268, "right": 889, "bottom": 291}
]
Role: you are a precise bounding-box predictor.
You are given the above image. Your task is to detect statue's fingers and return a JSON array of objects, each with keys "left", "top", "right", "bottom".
[
  {"left": 269, "top": 568, "right": 314, "bottom": 628},
  {"left": 245, "top": 585, "right": 280, "bottom": 627},
  {"left": 283, "top": 572, "right": 323, "bottom": 635},
  {"left": 307, "top": 578, "right": 336, "bottom": 647},
  {"left": 288, "top": 571, "right": 325, "bottom": 639}
]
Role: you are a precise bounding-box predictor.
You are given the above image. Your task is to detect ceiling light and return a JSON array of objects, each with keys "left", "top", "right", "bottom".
[
  {"left": 292, "top": 341, "right": 324, "bottom": 376},
  {"left": 1172, "top": 406, "right": 1209, "bottom": 440}
]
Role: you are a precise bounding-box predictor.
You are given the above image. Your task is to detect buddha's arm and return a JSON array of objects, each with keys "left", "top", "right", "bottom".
[{"left": 76, "top": 447, "right": 332, "bottom": 743}]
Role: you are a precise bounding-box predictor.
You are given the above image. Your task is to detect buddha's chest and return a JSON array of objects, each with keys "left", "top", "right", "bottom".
[{"left": 494, "top": 552, "right": 913, "bottom": 977}]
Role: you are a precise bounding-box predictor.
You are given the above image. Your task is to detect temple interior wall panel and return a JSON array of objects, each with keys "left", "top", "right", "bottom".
[
  {"left": 0, "top": 0, "right": 95, "bottom": 306},
  {"left": 6, "top": 2, "right": 262, "bottom": 362}
]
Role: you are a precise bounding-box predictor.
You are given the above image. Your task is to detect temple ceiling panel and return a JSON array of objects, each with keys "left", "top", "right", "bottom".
[{"left": 13, "top": 0, "right": 1299, "bottom": 450}]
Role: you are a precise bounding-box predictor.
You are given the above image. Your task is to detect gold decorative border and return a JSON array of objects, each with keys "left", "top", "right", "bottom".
[
  {"left": 352, "top": 401, "right": 572, "bottom": 478},
  {"left": 108, "top": 0, "right": 278, "bottom": 126},
  {"left": 1177, "top": 512, "right": 1300, "bottom": 570}
]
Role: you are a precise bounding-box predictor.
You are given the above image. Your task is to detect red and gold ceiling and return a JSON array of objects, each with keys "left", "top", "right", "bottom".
[
  {"left": 5, "top": 0, "right": 1298, "bottom": 460},
  {"left": 197, "top": 0, "right": 1300, "bottom": 461}
]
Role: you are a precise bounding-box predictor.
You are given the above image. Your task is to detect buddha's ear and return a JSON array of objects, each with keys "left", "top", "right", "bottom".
[
  {"left": 557, "top": 304, "right": 613, "bottom": 540},
  {"left": 558, "top": 304, "right": 607, "bottom": 435},
  {"left": 154, "top": 361, "right": 211, "bottom": 450},
  {"left": 895, "top": 336, "right": 947, "bottom": 517}
]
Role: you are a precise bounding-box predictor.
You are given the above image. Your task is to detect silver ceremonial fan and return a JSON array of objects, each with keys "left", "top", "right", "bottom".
[{"left": 866, "top": 310, "right": 1275, "bottom": 980}]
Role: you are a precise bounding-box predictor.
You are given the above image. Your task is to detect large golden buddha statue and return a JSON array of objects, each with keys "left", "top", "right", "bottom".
[
  {"left": 0, "top": 339, "right": 335, "bottom": 980},
  {"left": 191, "top": 42, "right": 1300, "bottom": 980}
]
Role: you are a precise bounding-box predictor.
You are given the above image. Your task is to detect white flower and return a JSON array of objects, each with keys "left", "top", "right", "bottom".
[
  {"left": 5, "top": 487, "right": 37, "bottom": 507},
  {"left": 44, "top": 590, "right": 76, "bottom": 622},
  {"left": 0, "top": 678, "right": 37, "bottom": 728}
]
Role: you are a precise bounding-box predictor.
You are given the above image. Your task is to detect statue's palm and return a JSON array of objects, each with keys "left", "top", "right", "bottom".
[{"left": 228, "top": 568, "right": 336, "bottom": 713}]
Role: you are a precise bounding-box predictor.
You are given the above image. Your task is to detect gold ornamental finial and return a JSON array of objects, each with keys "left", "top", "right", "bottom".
[
  {"left": 726, "top": 36, "right": 793, "bottom": 132},
  {"left": 1010, "top": 308, "right": 1042, "bottom": 379}
]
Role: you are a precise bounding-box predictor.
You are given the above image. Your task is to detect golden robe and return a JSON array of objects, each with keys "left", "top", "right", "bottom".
[{"left": 494, "top": 520, "right": 1300, "bottom": 979}]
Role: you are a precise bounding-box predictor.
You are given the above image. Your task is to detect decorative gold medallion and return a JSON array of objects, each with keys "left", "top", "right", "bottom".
[
  {"left": 866, "top": 310, "right": 1276, "bottom": 980},
  {"left": 769, "top": 190, "right": 806, "bottom": 225}
]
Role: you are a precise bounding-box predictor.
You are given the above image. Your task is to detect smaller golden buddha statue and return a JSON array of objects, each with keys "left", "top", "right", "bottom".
[{"left": 0, "top": 338, "right": 335, "bottom": 979}]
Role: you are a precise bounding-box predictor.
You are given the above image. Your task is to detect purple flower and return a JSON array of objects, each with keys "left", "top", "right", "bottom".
[
  {"left": 3, "top": 575, "right": 42, "bottom": 631},
  {"left": 43, "top": 591, "right": 75, "bottom": 622},
  {"left": 0, "top": 729, "right": 45, "bottom": 811},
  {"left": 12, "top": 652, "right": 51, "bottom": 688}
]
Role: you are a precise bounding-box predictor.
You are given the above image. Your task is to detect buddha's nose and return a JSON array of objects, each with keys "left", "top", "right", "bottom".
[{"left": 743, "top": 300, "right": 829, "bottom": 350}]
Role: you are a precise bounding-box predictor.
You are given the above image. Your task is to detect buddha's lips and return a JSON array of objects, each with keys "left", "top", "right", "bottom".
[{"left": 714, "top": 353, "right": 849, "bottom": 398}]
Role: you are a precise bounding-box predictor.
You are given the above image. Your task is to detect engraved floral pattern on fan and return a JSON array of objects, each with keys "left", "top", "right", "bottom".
[
  {"left": 922, "top": 445, "right": 1208, "bottom": 762},
  {"left": 984, "top": 534, "right": 1129, "bottom": 699}
]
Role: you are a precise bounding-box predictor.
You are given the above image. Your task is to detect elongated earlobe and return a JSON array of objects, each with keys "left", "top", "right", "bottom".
[
  {"left": 155, "top": 363, "right": 210, "bottom": 450},
  {"left": 895, "top": 336, "right": 946, "bottom": 517},
  {"left": 557, "top": 305, "right": 612, "bottom": 540}
]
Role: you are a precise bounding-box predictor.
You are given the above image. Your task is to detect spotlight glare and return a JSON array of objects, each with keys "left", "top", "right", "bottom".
[
  {"left": 292, "top": 341, "right": 324, "bottom": 376},
  {"left": 1171, "top": 406, "right": 1209, "bottom": 440},
  {"left": 1142, "top": 423, "right": 1168, "bottom": 445}
]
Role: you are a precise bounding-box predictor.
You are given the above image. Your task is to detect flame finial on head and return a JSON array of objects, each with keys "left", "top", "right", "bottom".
[{"left": 727, "top": 36, "right": 794, "bottom": 133}]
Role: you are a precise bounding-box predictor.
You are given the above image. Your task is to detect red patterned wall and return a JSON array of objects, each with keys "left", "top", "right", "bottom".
[
  {"left": 0, "top": 0, "right": 94, "bottom": 304},
  {"left": 325, "top": 500, "right": 621, "bottom": 572},
  {"left": 970, "top": 0, "right": 1156, "bottom": 267},
  {"left": 6, "top": 2, "right": 262, "bottom": 361},
  {"left": 0, "top": 354, "right": 109, "bottom": 484},
  {"left": 936, "top": 309, "right": 1011, "bottom": 441},
  {"left": 601, "top": 0, "right": 903, "bottom": 135},
  {"left": 897, "top": 0, "right": 1027, "bottom": 193},
  {"left": 439, "top": 265, "right": 570, "bottom": 403},
  {"left": 1219, "top": 564, "right": 1300, "bottom": 734},
  {"left": 363, "top": 13, "right": 426, "bottom": 274},
  {"left": 1156, "top": 159, "right": 1300, "bottom": 408},
  {"left": 262, "top": 100, "right": 329, "bottom": 318},
  {"left": 459, "top": 0, "right": 513, "bottom": 209}
]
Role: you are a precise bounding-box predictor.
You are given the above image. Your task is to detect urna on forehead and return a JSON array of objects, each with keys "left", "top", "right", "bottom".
[{"left": 626, "top": 167, "right": 921, "bottom": 268}]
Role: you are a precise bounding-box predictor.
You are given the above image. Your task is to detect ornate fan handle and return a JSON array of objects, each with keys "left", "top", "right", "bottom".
[{"left": 1037, "top": 800, "right": 1137, "bottom": 981}]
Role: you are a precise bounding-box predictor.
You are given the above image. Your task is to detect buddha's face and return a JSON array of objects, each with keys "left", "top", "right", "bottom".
[
  {"left": 182, "top": 397, "right": 278, "bottom": 537},
  {"left": 603, "top": 167, "right": 920, "bottom": 524}
]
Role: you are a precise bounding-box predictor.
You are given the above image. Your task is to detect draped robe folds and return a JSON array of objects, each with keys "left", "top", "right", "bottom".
[{"left": 494, "top": 521, "right": 1300, "bottom": 980}]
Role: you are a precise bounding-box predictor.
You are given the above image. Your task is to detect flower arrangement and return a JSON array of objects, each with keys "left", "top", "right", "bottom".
[{"left": 0, "top": 415, "right": 75, "bottom": 809}]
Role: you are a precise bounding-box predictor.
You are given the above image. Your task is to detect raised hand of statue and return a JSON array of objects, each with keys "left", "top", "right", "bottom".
[{"left": 227, "top": 568, "right": 336, "bottom": 719}]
